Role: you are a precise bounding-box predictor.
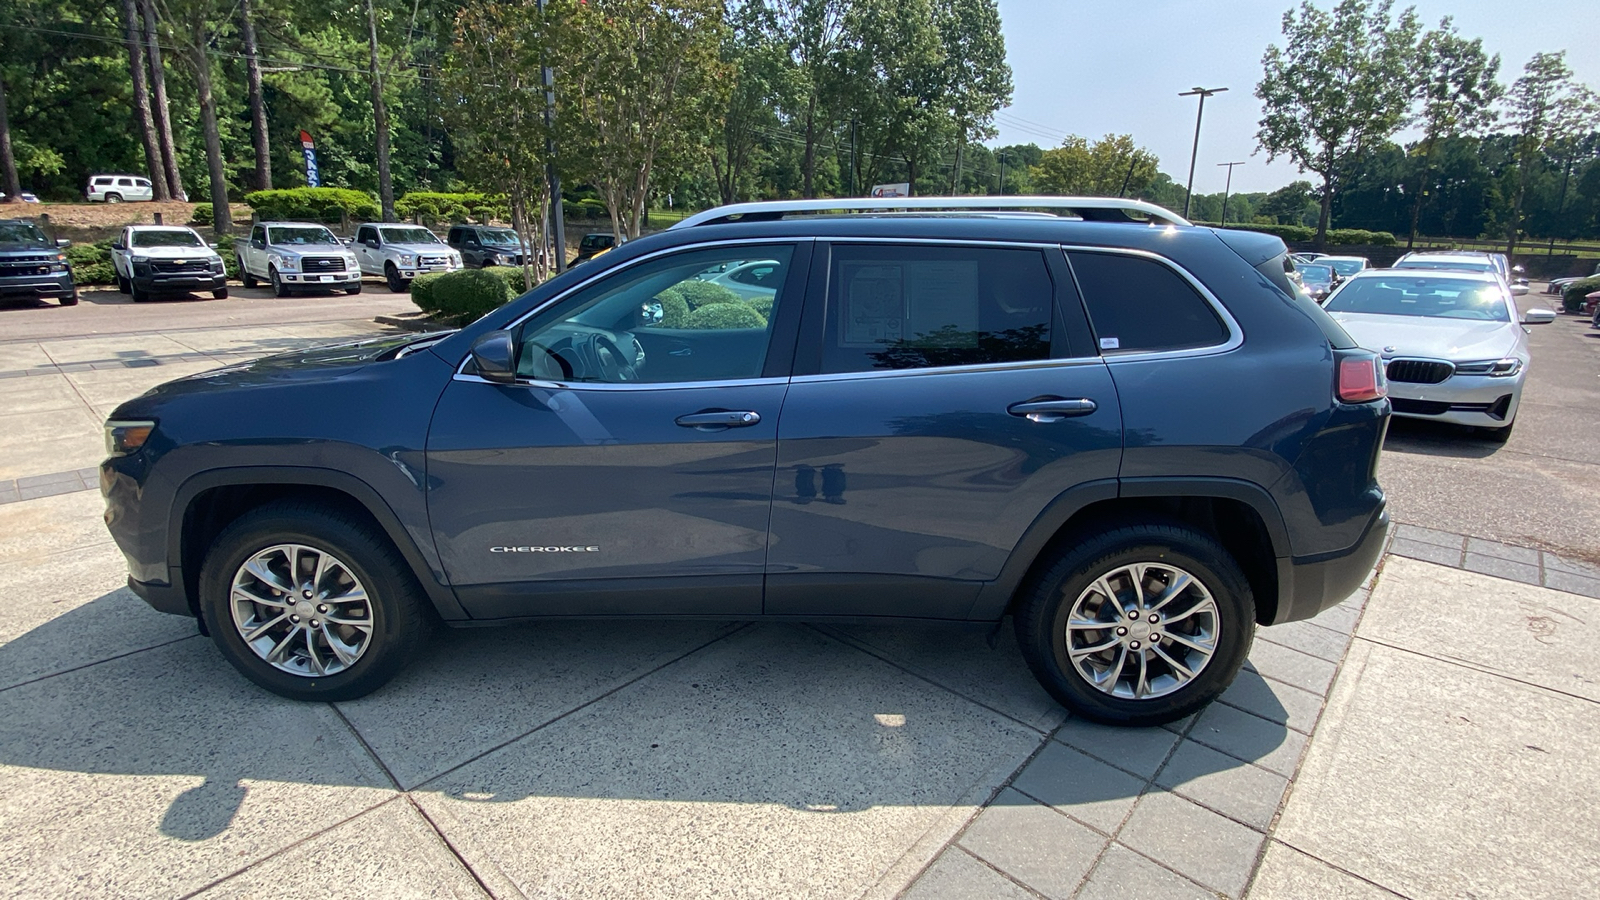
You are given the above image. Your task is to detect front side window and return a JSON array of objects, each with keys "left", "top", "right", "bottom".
[
  {"left": 820, "top": 244, "right": 1054, "bottom": 374},
  {"left": 512, "top": 244, "right": 795, "bottom": 385},
  {"left": 1068, "top": 252, "right": 1228, "bottom": 354},
  {"left": 251, "top": 226, "right": 266, "bottom": 244},
  {"left": 356, "top": 226, "right": 377, "bottom": 244},
  {"left": 131, "top": 229, "right": 203, "bottom": 248},
  {"left": 480, "top": 229, "right": 519, "bottom": 247}
]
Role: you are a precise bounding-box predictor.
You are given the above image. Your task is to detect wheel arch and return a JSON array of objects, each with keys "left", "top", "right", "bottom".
[
  {"left": 171, "top": 467, "right": 465, "bottom": 630},
  {"left": 971, "top": 478, "right": 1289, "bottom": 626}
]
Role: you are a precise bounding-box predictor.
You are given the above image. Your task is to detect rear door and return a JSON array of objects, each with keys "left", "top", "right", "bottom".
[
  {"left": 426, "top": 240, "right": 810, "bottom": 619},
  {"left": 766, "top": 241, "right": 1122, "bottom": 618}
]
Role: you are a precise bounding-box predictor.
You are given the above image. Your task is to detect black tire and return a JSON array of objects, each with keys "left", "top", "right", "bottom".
[
  {"left": 269, "top": 265, "right": 290, "bottom": 298},
  {"left": 117, "top": 274, "right": 131, "bottom": 294},
  {"left": 239, "top": 259, "right": 257, "bottom": 288},
  {"left": 1482, "top": 419, "right": 1514, "bottom": 443},
  {"left": 1014, "top": 522, "right": 1254, "bottom": 726},
  {"left": 130, "top": 281, "right": 149, "bottom": 303},
  {"left": 346, "top": 283, "right": 363, "bottom": 295},
  {"left": 212, "top": 287, "right": 229, "bottom": 300},
  {"left": 197, "top": 501, "right": 434, "bottom": 701},
  {"left": 59, "top": 290, "right": 79, "bottom": 307},
  {"left": 384, "top": 262, "right": 407, "bottom": 294}
]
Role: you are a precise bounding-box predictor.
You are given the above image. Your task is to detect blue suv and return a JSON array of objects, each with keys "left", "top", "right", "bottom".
[{"left": 101, "top": 198, "right": 1390, "bottom": 725}]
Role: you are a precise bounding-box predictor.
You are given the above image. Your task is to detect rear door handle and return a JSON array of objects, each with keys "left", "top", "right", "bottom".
[
  {"left": 1007, "top": 398, "right": 1097, "bottom": 423},
  {"left": 675, "top": 410, "right": 761, "bottom": 430}
]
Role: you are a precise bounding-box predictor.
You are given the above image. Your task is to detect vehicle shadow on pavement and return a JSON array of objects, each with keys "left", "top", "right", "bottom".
[
  {"left": 1382, "top": 417, "right": 1502, "bottom": 459},
  {"left": 0, "top": 592, "right": 1292, "bottom": 845}
]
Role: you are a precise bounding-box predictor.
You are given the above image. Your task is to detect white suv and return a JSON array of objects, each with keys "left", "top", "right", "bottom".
[{"left": 87, "top": 175, "right": 155, "bottom": 203}]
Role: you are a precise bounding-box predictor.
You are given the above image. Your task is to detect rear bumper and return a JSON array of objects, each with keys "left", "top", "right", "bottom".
[
  {"left": 1272, "top": 501, "right": 1390, "bottom": 625},
  {"left": 127, "top": 574, "right": 193, "bottom": 618}
]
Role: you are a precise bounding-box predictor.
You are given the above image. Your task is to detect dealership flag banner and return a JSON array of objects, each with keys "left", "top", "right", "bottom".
[{"left": 300, "top": 131, "right": 320, "bottom": 188}]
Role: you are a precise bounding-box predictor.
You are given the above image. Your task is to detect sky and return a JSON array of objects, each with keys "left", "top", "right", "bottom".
[{"left": 990, "top": 0, "right": 1600, "bottom": 196}]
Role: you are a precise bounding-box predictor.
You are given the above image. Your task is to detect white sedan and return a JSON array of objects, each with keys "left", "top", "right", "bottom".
[{"left": 1323, "top": 269, "right": 1556, "bottom": 442}]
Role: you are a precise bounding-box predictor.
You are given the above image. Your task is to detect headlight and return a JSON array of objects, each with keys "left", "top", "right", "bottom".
[
  {"left": 450, "top": 253, "right": 462, "bottom": 266},
  {"left": 344, "top": 254, "right": 358, "bottom": 269},
  {"left": 276, "top": 256, "right": 299, "bottom": 272},
  {"left": 131, "top": 255, "right": 151, "bottom": 264},
  {"left": 398, "top": 254, "right": 416, "bottom": 266},
  {"left": 1455, "top": 358, "right": 1522, "bottom": 377},
  {"left": 210, "top": 257, "right": 225, "bottom": 272},
  {"left": 105, "top": 420, "right": 156, "bottom": 457}
]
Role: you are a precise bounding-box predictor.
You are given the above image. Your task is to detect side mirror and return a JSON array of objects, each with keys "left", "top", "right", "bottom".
[
  {"left": 110, "top": 242, "right": 124, "bottom": 251},
  {"left": 1510, "top": 283, "right": 1530, "bottom": 296},
  {"left": 1522, "top": 308, "right": 1556, "bottom": 325},
  {"left": 56, "top": 238, "right": 72, "bottom": 249},
  {"left": 208, "top": 242, "right": 219, "bottom": 250},
  {"left": 470, "top": 330, "right": 517, "bottom": 384},
  {"left": 1512, "top": 265, "right": 1526, "bottom": 275}
]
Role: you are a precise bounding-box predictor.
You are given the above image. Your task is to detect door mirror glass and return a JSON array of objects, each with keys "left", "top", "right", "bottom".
[
  {"left": 111, "top": 242, "right": 124, "bottom": 251},
  {"left": 470, "top": 330, "right": 518, "bottom": 383},
  {"left": 1521, "top": 308, "right": 1556, "bottom": 325},
  {"left": 57, "top": 238, "right": 72, "bottom": 249}
]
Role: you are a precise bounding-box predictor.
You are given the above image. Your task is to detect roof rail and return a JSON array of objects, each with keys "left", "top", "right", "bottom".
[{"left": 667, "top": 196, "right": 1192, "bottom": 230}]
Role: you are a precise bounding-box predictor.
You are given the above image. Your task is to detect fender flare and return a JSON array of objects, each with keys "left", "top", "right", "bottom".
[{"left": 169, "top": 466, "right": 467, "bottom": 621}]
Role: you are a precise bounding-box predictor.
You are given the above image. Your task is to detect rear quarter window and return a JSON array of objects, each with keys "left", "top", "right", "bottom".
[{"left": 1066, "top": 251, "right": 1227, "bottom": 353}]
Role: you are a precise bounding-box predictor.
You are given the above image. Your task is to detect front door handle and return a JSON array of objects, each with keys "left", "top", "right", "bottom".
[
  {"left": 675, "top": 410, "right": 761, "bottom": 431},
  {"left": 1007, "top": 398, "right": 1097, "bottom": 423}
]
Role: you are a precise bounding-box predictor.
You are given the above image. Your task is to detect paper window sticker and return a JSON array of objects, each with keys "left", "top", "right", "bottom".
[{"left": 1099, "top": 337, "right": 1120, "bottom": 350}]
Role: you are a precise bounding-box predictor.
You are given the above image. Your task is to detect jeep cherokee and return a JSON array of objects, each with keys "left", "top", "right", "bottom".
[{"left": 102, "top": 197, "right": 1390, "bottom": 726}]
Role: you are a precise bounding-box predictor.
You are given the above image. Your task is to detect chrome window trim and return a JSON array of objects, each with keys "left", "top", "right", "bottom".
[
  {"left": 1059, "top": 244, "right": 1245, "bottom": 363},
  {"left": 452, "top": 373, "right": 791, "bottom": 391},
  {"left": 790, "top": 355, "right": 1103, "bottom": 385}
]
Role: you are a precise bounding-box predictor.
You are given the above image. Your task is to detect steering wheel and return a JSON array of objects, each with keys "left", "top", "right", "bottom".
[{"left": 578, "top": 333, "right": 639, "bottom": 382}]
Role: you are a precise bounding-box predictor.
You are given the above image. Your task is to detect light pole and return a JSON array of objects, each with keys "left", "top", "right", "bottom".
[
  {"left": 1217, "top": 161, "right": 1245, "bottom": 225},
  {"left": 1179, "top": 86, "right": 1227, "bottom": 219},
  {"left": 537, "top": 0, "right": 566, "bottom": 273}
]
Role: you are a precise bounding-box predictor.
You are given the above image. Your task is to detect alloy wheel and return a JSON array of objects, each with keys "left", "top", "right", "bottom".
[
  {"left": 1064, "top": 562, "right": 1219, "bottom": 700},
  {"left": 229, "top": 543, "right": 375, "bottom": 677}
]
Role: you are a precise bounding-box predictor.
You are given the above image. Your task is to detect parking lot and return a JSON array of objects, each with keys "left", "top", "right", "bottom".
[{"left": 1, "top": 284, "right": 1597, "bottom": 899}]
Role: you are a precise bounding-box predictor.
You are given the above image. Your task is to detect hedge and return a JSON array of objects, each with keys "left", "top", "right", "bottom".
[
  {"left": 1210, "top": 222, "right": 1396, "bottom": 246},
  {"left": 486, "top": 264, "right": 535, "bottom": 296},
  {"left": 1561, "top": 275, "right": 1600, "bottom": 313},
  {"left": 746, "top": 295, "right": 774, "bottom": 319},
  {"left": 244, "top": 187, "right": 380, "bottom": 224},
  {"left": 653, "top": 287, "right": 691, "bottom": 327},
  {"left": 683, "top": 303, "right": 766, "bottom": 329},
  {"left": 190, "top": 203, "right": 213, "bottom": 227},
  {"left": 395, "top": 191, "right": 507, "bottom": 225},
  {"left": 1217, "top": 222, "right": 1314, "bottom": 242},
  {"left": 412, "top": 268, "right": 514, "bottom": 324},
  {"left": 65, "top": 240, "right": 115, "bottom": 285},
  {"left": 674, "top": 280, "right": 743, "bottom": 310}
]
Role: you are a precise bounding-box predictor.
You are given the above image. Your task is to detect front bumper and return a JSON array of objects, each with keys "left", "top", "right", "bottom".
[
  {"left": 1273, "top": 501, "right": 1390, "bottom": 625},
  {"left": 1387, "top": 374, "right": 1522, "bottom": 428},
  {"left": 283, "top": 271, "right": 360, "bottom": 285},
  {"left": 0, "top": 272, "right": 74, "bottom": 299},
  {"left": 396, "top": 263, "right": 461, "bottom": 279},
  {"left": 132, "top": 272, "right": 227, "bottom": 293}
]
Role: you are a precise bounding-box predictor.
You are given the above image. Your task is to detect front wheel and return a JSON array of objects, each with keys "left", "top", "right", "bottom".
[
  {"left": 1014, "top": 522, "right": 1254, "bottom": 726},
  {"left": 384, "top": 262, "right": 407, "bottom": 294},
  {"left": 117, "top": 274, "right": 131, "bottom": 294},
  {"left": 59, "top": 290, "right": 79, "bottom": 307},
  {"left": 345, "top": 283, "right": 363, "bottom": 295},
  {"left": 269, "top": 265, "right": 290, "bottom": 298},
  {"left": 197, "top": 501, "right": 434, "bottom": 701},
  {"left": 212, "top": 287, "right": 229, "bottom": 300},
  {"left": 1481, "top": 419, "right": 1514, "bottom": 444}
]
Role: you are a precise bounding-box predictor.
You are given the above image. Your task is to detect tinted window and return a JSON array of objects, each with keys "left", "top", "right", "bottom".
[
  {"left": 1067, "top": 252, "right": 1227, "bottom": 353},
  {"left": 357, "top": 226, "right": 376, "bottom": 244},
  {"left": 820, "top": 244, "right": 1053, "bottom": 374},
  {"left": 131, "top": 229, "right": 203, "bottom": 248},
  {"left": 117, "top": 178, "right": 133, "bottom": 186},
  {"left": 251, "top": 226, "right": 266, "bottom": 243},
  {"left": 513, "top": 245, "right": 794, "bottom": 385}
]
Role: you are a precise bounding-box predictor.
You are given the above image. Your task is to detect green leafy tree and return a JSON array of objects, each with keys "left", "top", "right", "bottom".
[
  {"left": 713, "top": 1, "right": 794, "bottom": 204},
  {"left": 1257, "top": 180, "right": 1317, "bottom": 224},
  {"left": 1405, "top": 18, "right": 1500, "bottom": 247},
  {"left": 937, "top": 0, "right": 1011, "bottom": 193},
  {"left": 1504, "top": 52, "right": 1582, "bottom": 253},
  {"left": 1030, "top": 134, "right": 1158, "bottom": 197},
  {"left": 1256, "top": 0, "right": 1422, "bottom": 247}
]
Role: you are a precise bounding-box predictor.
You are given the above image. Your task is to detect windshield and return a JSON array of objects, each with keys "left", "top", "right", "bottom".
[
  {"left": 131, "top": 229, "right": 203, "bottom": 248},
  {"left": 1325, "top": 258, "right": 1365, "bottom": 276},
  {"left": 1395, "top": 257, "right": 1493, "bottom": 272},
  {"left": 379, "top": 226, "right": 440, "bottom": 245},
  {"left": 479, "top": 228, "right": 519, "bottom": 246},
  {"left": 1300, "top": 264, "right": 1334, "bottom": 282},
  {"left": 0, "top": 222, "right": 48, "bottom": 244},
  {"left": 1325, "top": 276, "right": 1510, "bottom": 322},
  {"left": 267, "top": 226, "right": 340, "bottom": 246}
]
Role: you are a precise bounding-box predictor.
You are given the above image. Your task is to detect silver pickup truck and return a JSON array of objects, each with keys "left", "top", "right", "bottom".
[
  {"left": 352, "top": 223, "right": 461, "bottom": 292},
  {"left": 236, "top": 222, "right": 361, "bottom": 297}
]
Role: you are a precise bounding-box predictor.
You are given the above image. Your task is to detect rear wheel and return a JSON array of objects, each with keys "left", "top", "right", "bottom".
[
  {"left": 239, "top": 259, "right": 257, "bottom": 288},
  {"left": 198, "top": 501, "right": 434, "bottom": 701},
  {"left": 105, "top": 193, "right": 123, "bottom": 203},
  {"left": 1014, "top": 522, "right": 1254, "bottom": 726}
]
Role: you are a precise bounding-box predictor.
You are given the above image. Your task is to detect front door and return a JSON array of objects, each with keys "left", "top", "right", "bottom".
[
  {"left": 427, "top": 241, "right": 809, "bottom": 619},
  {"left": 766, "top": 241, "right": 1123, "bottom": 619}
]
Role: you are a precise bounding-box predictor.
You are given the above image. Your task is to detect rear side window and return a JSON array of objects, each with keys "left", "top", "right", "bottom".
[
  {"left": 821, "top": 244, "right": 1054, "bottom": 374},
  {"left": 1067, "top": 252, "right": 1227, "bottom": 354}
]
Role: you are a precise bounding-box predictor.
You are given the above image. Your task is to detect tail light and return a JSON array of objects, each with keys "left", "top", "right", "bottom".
[{"left": 1337, "top": 351, "right": 1387, "bottom": 404}]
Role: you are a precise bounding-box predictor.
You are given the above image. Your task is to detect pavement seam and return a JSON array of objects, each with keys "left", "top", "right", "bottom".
[
  {"left": 1349, "top": 633, "right": 1600, "bottom": 708},
  {"left": 328, "top": 701, "right": 403, "bottom": 791},
  {"left": 1262, "top": 838, "right": 1412, "bottom": 899},
  {"left": 406, "top": 794, "right": 510, "bottom": 900},
  {"left": 172, "top": 794, "right": 405, "bottom": 900},
  {"left": 0, "top": 633, "right": 199, "bottom": 695},
  {"left": 0, "top": 316, "right": 393, "bottom": 347},
  {"left": 408, "top": 622, "right": 751, "bottom": 792}
]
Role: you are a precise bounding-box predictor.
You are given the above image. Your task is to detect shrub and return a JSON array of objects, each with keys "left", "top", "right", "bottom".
[
  {"left": 486, "top": 264, "right": 535, "bottom": 296},
  {"left": 683, "top": 302, "right": 766, "bottom": 330},
  {"left": 412, "top": 268, "right": 513, "bottom": 324},
  {"left": 189, "top": 203, "right": 213, "bottom": 227},
  {"left": 65, "top": 240, "right": 115, "bottom": 285},
  {"left": 244, "top": 187, "right": 380, "bottom": 224},
  {"left": 73, "top": 262, "right": 116, "bottom": 285},
  {"left": 674, "top": 280, "right": 743, "bottom": 310},
  {"left": 575, "top": 198, "right": 607, "bottom": 220},
  {"left": 746, "top": 295, "right": 774, "bottom": 319},
  {"left": 653, "top": 287, "right": 691, "bottom": 327},
  {"left": 1326, "top": 228, "right": 1397, "bottom": 246},
  {"left": 1562, "top": 275, "right": 1600, "bottom": 313},
  {"left": 214, "top": 233, "right": 240, "bottom": 278},
  {"left": 395, "top": 191, "right": 508, "bottom": 226}
]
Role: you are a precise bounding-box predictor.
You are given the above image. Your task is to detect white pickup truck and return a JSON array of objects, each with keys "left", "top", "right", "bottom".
[
  {"left": 352, "top": 223, "right": 462, "bottom": 292},
  {"left": 236, "top": 222, "right": 361, "bottom": 297}
]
